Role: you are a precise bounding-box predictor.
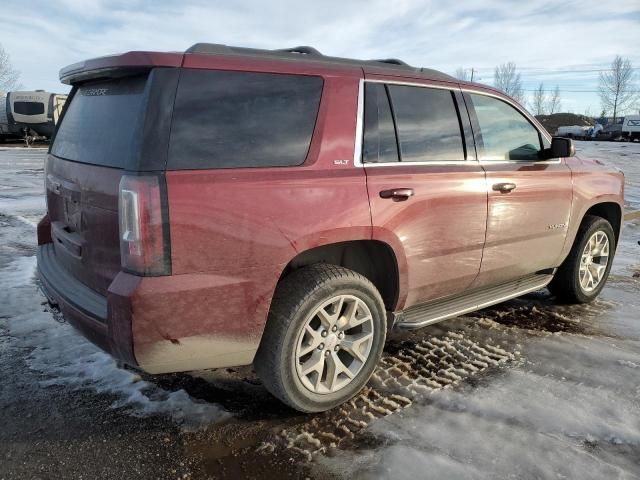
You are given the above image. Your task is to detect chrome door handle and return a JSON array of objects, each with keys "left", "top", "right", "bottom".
[
  {"left": 380, "top": 188, "right": 414, "bottom": 201},
  {"left": 492, "top": 182, "right": 517, "bottom": 193}
]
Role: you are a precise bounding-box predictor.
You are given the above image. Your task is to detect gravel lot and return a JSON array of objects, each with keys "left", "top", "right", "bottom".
[{"left": 1, "top": 141, "right": 639, "bottom": 479}]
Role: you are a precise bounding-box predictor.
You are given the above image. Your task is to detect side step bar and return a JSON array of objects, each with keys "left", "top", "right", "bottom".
[{"left": 395, "top": 272, "right": 554, "bottom": 330}]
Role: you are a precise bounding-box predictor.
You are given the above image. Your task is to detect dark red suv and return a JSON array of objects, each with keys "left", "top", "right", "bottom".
[{"left": 37, "top": 44, "right": 624, "bottom": 412}]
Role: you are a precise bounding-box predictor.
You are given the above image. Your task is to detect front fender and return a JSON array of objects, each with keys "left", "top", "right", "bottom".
[{"left": 559, "top": 158, "right": 624, "bottom": 263}]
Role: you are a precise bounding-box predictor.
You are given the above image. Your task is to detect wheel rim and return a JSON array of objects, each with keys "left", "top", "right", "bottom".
[
  {"left": 579, "top": 230, "right": 610, "bottom": 293},
  {"left": 294, "top": 294, "right": 374, "bottom": 395}
]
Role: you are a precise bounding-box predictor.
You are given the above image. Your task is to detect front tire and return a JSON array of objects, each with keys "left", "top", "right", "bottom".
[
  {"left": 254, "top": 264, "right": 386, "bottom": 413},
  {"left": 549, "top": 215, "right": 615, "bottom": 303}
]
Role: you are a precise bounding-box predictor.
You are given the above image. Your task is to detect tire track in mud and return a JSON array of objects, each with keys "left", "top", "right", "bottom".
[{"left": 264, "top": 330, "right": 517, "bottom": 461}]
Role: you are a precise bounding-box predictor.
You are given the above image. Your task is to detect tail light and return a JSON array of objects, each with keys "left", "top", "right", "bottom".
[{"left": 118, "top": 174, "right": 171, "bottom": 276}]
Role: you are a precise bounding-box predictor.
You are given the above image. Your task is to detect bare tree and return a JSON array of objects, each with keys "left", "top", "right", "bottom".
[
  {"left": 494, "top": 62, "right": 525, "bottom": 103},
  {"left": 547, "top": 85, "right": 561, "bottom": 114},
  {"left": 0, "top": 43, "right": 21, "bottom": 93},
  {"left": 598, "top": 56, "right": 637, "bottom": 123},
  {"left": 455, "top": 67, "right": 470, "bottom": 81},
  {"left": 455, "top": 67, "right": 478, "bottom": 82},
  {"left": 531, "top": 82, "right": 546, "bottom": 115}
]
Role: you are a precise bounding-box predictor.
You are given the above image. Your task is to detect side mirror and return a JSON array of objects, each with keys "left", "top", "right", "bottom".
[{"left": 550, "top": 137, "right": 576, "bottom": 158}]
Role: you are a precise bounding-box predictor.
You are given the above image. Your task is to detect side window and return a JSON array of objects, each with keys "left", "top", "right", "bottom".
[
  {"left": 168, "top": 70, "right": 323, "bottom": 170},
  {"left": 362, "top": 83, "right": 399, "bottom": 163},
  {"left": 470, "top": 93, "right": 542, "bottom": 161},
  {"left": 387, "top": 85, "right": 465, "bottom": 162}
]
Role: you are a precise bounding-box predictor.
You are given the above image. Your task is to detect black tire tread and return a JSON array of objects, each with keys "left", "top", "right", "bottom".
[{"left": 549, "top": 215, "right": 615, "bottom": 303}]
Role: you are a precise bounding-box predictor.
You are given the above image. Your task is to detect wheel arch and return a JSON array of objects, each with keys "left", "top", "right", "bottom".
[
  {"left": 584, "top": 201, "right": 622, "bottom": 246},
  {"left": 277, "top": 240, "right": 401, "bottom": 313},
  {"left": 557, "top": 199, "right": 623, "bottom": 267}
]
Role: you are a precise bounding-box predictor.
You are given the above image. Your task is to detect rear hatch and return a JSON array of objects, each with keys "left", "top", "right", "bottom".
[{"left": 46, "top": 74, "right": 150, "bottom": 295}]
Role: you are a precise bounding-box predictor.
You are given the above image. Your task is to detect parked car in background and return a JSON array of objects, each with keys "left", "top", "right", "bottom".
[
  {"left": 556, "top": 125, "right": 591, "bottom": 140},
  {"left": 622, "top": 115, "right": 640, "bottom": 142},
  {"left": 595, "top": 123, "right": 625, "bottom": 142},
  {"left": 37, "top": 44, "right": 624, "bottom": 412}
]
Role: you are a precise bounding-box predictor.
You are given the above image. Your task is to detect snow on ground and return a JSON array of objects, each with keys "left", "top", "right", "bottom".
[{"left": 1, "top": 255, "right": 227, "bottom": 430}]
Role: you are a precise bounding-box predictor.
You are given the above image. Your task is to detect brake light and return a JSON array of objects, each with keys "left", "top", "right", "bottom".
[{"left": 118, "top": 174, "right": 171, "bottom": 276}]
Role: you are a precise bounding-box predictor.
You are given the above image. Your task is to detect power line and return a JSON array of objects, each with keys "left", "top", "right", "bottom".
[
  {"left": 469, "top": 67, "right": 640, "bottom": 75},
  {"left": 521, "top": 89, "right": 640, "bottom": 93}
]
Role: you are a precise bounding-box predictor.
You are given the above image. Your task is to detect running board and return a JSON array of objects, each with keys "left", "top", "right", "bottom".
[{"left": 394, "top": 273, "right": 554, "bottom": 330}]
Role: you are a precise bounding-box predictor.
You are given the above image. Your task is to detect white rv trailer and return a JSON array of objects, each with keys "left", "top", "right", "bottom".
[
  {"left": 622, "top": 115, "right": 640, "bottom": 141},
  {"left": 0, "top": 93, "right": 22, "bottom": 141},
  {"left": 7, "top": 90, "right": 68, "bottom": 138}
]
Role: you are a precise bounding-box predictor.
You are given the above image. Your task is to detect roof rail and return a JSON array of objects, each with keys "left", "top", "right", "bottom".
[
  {"left": 185, "top": 43, "right": 234, "bottom": 55},
  {"left": 183, "top": 43, "right": 454, "bottom": 81},
  {"left": 372, "top": 58, "right": 410, "bottom": 66},
  {"left": 274, "top": 46, "right": 323, "bottom": 56}
]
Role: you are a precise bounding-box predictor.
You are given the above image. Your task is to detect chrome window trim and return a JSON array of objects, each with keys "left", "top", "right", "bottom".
[
  {"left": 365, "top": 78, "right": 460, "bottom": 91},
  {"left": 354, "top": 78, "right": 469, "bottom": 168},
  {"left": 353, "top": 79, "right": 365, "bottom": 167},
  {"left": 353, "top": 79, "right": 557, "bottom": 169}
]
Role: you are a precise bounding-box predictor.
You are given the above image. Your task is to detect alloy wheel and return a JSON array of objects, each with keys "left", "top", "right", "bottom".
[
  {"left": 294, "top": 294, "right": 374, "bottom": 394},
  {"left": 579, "top": 230, "right": 610, "bottom": 292}
]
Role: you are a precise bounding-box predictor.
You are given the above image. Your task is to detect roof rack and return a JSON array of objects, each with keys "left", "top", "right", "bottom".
[
  {"left": 274, "top": 46, "right": 323, "bottom": 56},
  {"left": 372, "top": 58, "right": 410, "bottom": 66},
  {"left": 184, "top": 43, "right": 454, "bottom": 81}
]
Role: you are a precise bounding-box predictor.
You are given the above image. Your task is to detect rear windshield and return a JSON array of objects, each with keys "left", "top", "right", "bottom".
[
  {"left": 14, "top": 102, "right": 45, "bottom": 115},
  {"left": 51, "top": 75, "right": 148, "bottom": 169},
  {"left": 168, "top": 70, "right": 323, "bottom": 170}
]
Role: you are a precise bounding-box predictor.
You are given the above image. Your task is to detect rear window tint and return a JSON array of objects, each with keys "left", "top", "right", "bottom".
[
  {"left": 168, "top": 70, "right": 323, "bottom": 170},
  {"left": 51, "top": 75, "right": 148, "bottom": 169},
  {"left": 14, "top": 101, "right": 45, "bottom": 115},
  {"left": 388, "top": 85, "right": 465, "bottom": 162}
]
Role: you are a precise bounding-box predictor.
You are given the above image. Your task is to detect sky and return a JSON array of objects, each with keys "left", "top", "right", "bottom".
[{"left": 2, "top": 0, "right": 639, "bottom": 115}]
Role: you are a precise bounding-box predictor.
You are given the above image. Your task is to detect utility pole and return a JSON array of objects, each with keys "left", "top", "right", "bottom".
[{"left": 470, "top": 68, "right": 476, "bottom": 82}]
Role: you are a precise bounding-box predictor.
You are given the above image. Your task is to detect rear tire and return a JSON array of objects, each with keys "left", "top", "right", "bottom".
[
  {"left": 254, "top": 264, "right": 386, "bottom": 413},
  {"left": 549, "top": 215, "right": 615, "bottom": 303}
]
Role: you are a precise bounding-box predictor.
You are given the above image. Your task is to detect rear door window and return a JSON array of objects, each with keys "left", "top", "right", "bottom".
[
  {"left": 51, "top": 75, "right": 148, "bottom": 169},
  {"left": 362, "top": 83, "right": 399, "bottom": 164},
  {"left": 168, "top": 70, "right": 323, "bottom": 170},
  {"left": 469, "top": 93, "right": 542, "bottom": 161},
  {"left": 387, "top": 85, "right": 465, "bottom": 162}
]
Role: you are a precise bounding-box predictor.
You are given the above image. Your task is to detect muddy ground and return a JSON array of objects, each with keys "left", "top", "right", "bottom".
[{"left": 1, "top": 141, "right": 639, "bottom": 479}]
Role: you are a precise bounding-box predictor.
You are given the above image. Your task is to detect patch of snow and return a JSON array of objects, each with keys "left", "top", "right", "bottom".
[
  {"left": 0, "top": 255, "right": 228, "bottom": 430},
  {"left": 2, "top": 255, "right": 38, "bottom": 288}
]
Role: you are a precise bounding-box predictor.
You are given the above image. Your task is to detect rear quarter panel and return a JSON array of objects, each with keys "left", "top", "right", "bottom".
[{"left": 132, "top": 67, "right": 373, "bottom": 372}]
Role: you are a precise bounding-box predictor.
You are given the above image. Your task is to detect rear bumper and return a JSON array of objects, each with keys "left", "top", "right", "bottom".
[
  {"left": 37, "top": 243, "right": 138, "bottom": 366},
  {"left": 38, "top": 243, "right": 107, "bottom": 320},
  {"left": 37, "top": 243, "right": 261, "bottom": 374}
]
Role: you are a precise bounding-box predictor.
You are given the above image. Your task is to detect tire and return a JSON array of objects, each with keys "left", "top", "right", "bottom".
[
  {"left": 549, "top": 215, "right": 615, "bottom": 303},
  {"left": 254, "top": 264, "right": 387, "bottom": 413}
]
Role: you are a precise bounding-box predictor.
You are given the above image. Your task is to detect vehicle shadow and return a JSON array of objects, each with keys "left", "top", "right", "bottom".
[{"left": 466, "top": 289, "right": 618, "bottom": 336}]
